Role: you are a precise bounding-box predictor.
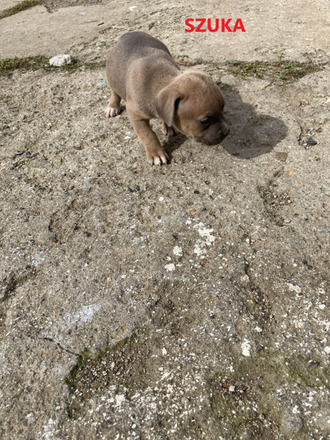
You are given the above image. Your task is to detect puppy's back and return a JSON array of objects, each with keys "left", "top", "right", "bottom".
[
  {"left": 106, "top": 32, "right": 174, "bottom": 100},
  {"left": 117, "top": 32, "right": 171, "bottom": 58}
]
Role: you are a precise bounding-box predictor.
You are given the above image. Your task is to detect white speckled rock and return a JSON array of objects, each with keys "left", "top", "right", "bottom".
[{"left": 49, "top": 54, "right": 73, "bottom": 67}]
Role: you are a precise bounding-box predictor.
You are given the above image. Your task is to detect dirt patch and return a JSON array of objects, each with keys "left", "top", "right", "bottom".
[{"left": 258, "top": 169, "right": 295, "bottom": 226}]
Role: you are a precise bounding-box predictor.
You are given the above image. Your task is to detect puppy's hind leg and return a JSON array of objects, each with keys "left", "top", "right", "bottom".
[{"left": 105, "top": 90, "right": 121, "bottom": 118}]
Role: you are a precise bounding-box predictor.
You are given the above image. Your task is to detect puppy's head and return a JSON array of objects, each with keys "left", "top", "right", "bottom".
[{"left": 156, "top": 71, "right": 230, "bottom": 145}]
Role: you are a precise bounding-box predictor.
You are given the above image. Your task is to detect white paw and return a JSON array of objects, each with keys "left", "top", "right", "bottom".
[
  {"left": 148, "top": 154, "right": 168, "bottom": 166},
  {"left": 105, "top": 106, "right": 120, "bottom": 118}
]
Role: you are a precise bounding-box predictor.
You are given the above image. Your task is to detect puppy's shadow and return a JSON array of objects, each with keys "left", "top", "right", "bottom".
[
  {"left": 163, "top": 132, "right": 187, "bottom": 158},
  {"left": 160, "top": 84, "right": 288, "bottom": 161},
  {"left": 221, "top": 85, "right": 288, "bottom": 159}
]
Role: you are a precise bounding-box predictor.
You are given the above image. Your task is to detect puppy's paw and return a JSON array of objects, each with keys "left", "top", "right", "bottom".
[
  {"left": 105, "top": 106, "right": 120, "bottom": 118},
  {"left": 161, "top": 121, "right": 177, "bottom": 137},
  {"left": 146, "top": 149, "right": 169, "bottom": 166}
]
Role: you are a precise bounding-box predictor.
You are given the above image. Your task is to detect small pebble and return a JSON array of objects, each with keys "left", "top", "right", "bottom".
[
  {"left": 128, "top": 184, "right": 140, "bottom": 192},
  {"left": 164, "top": 263, "right": 175, "bottom": 272},
  {"left": 307, "top": 137, "right": 317, "bottom": 145},
  {"left": 173, "top": 246, "right": 183, "bottom": 257}
]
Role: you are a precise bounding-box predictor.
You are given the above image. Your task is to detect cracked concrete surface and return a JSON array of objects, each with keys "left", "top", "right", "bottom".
[{"left": 0, "top": 1, "right": 329, "bottom": 439}]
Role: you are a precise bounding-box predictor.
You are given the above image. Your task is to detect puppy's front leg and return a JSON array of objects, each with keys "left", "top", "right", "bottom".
[
  {"left": 161, "top": 121, "right": 177, "bottom": 137},
  {"left": 129, "top": 116, "right": 169, "bottom": 165}
]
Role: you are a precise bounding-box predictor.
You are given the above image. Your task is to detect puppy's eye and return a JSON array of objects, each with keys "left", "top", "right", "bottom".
[{"left": 199, "top": 118, "right": 210, "bottom": 126}]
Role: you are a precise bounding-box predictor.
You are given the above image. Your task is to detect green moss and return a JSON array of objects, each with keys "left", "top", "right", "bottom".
[
  {"left": 64, "top": 348, "right": 95, "bottom": 391},
  {"left": 208, "top": 351, "right": 286, "bottom": 438},
  {"left": 0, "top": 56, "right": 106, "bottom": 76},
  {"left": 0, "top": 52, "right": 319, "bottom": 84},
  {"left": 0, "top": 0, "right": 43, "bottom": 20},
  {"left": 65, "top": 334, "right": 138, "bottom": 392},
  {"left": 207, "top": 349, "right": 329, "bottom": 438},
  {"left": 84, "top": 61, "right": 106, "bottom": 70},
  {"left": 174, "top": 56, "right": 321, "bottom": 83},
  {"left": 64, "top": 332, "right": 158, "bottom": 418},
  {"left": 287, "top": 354, "right": 329, "bottom": 388},
  {"left": 225, "top": 59, "right": 321, "bottom": 82},
  {"left": 0, "top": 56, "right": 49, "bottom": 76}
]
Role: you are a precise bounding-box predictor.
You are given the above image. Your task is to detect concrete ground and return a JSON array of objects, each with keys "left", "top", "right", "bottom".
[{"left": 0, "top": 1, "right": 329, "bottom": 439}]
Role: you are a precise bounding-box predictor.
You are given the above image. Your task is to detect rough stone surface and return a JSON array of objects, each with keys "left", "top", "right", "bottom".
[
  {"left": 49, "top": 54, "right": 74, "bottom": 66},
  {"left": 0, "top": 1, "right": 329, "bottom": 440}
]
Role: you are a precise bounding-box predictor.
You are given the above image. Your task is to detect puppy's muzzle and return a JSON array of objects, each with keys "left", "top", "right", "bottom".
[{"left": 196, "top": 124, "right": 230, "bottom": 146}]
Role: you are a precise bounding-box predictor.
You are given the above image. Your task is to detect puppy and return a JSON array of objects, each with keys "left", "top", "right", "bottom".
[{"left": 106, "top": 32, "right": 230, "bottom": 165}]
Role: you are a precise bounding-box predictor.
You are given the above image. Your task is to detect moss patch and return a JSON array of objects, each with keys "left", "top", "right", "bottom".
[
  {"left": 225, "top": 59, "right": 321, "bottom": 82},
  {"left": 65, "top": 331, "right": 162, "bottom": 419},
  {"left": 0, "top": 54, "right": 320, "bottom": 83},
  {"left": 0, "top": 56, "right": 106, "bottom": 76},
  {"left": 287, "top": 354, "right": 329, "bottom": 388},
  {"left": 208, "top": 352, "right": 285, "bottom": 438},
  {"left": 175, "top": 56, "right": 322, "bottom": 83},
  {"left": 207, "top": 350, "right": 328, "bottom": 438},
  {"left": 0, "top": 0, "right": 43, "bottom": 20},
  {"left": 0, "top": 56, "right": 49, "bottom": 76}
]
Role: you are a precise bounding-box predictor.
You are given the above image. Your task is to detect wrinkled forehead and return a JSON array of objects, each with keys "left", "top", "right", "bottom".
[
  {"left": 179, "top": 80, "right": 225, "bottom": 117},
  {"left": 181, "top": 73, "right": 224, "bottom": 103}
]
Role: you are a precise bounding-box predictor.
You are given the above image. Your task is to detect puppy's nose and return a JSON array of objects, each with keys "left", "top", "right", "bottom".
[{"left": 222, "top": 126, "right": 230, "bottom": 137}]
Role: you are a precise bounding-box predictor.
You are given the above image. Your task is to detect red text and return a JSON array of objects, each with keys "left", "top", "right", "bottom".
[{"left": 185, "top": 18, "right": 246, "bottom": 33}]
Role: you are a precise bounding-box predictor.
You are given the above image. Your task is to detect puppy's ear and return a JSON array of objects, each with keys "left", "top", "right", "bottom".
[{"left": 156, "top": 85, "right": 182, "bottom": 127}]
